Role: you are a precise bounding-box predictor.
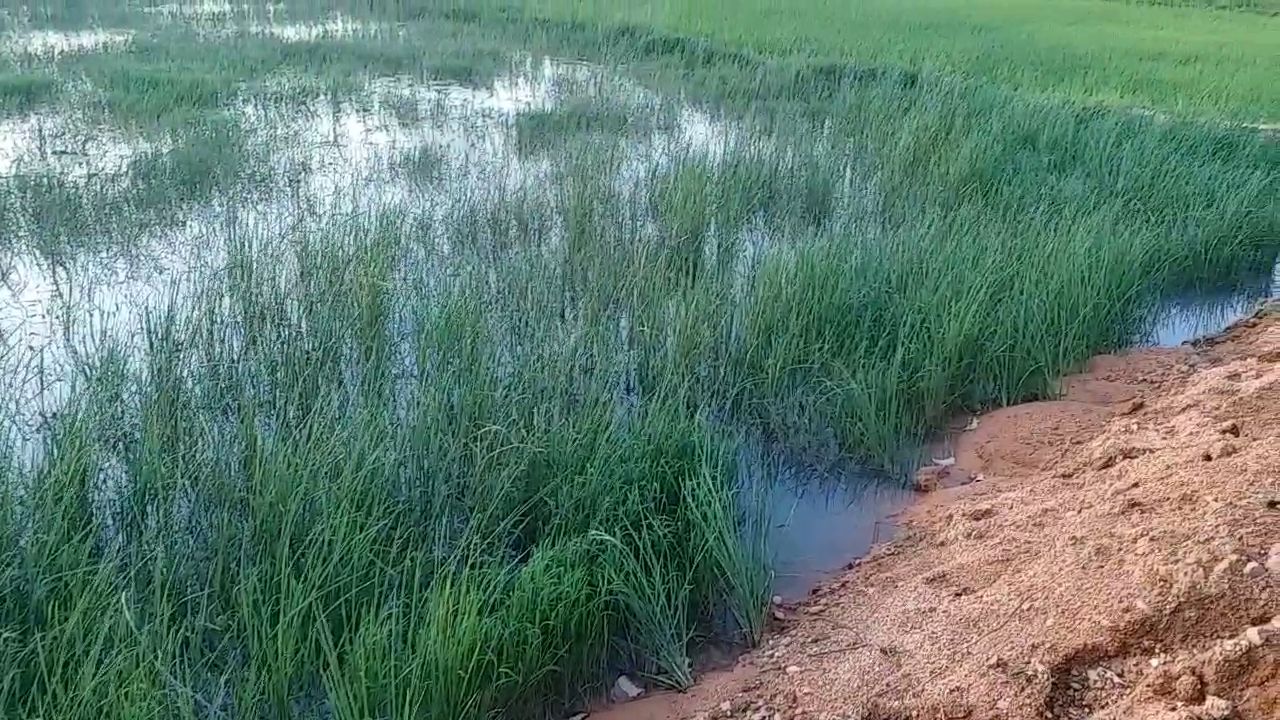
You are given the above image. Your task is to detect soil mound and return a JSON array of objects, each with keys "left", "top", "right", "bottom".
[{"left": 599, "top": 304, "right": 1280, "bottom": 720}]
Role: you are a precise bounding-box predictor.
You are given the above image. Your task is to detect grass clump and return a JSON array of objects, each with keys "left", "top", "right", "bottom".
[
  {"left": 684, "top": 442, "right": 772, "bottom": 647},
  {"left": 0, "top": 212, "right": 772, "bottom": 718},
  {"left": 597, "top": 522, "right": 697, "bottom": 690},
  {"left": 0, "top": 71, "right": 59, "bottom": 113},
  {"left": 514, "top": 100, "right": 639, "bottom": 154},
  {"left": 92, "top": 64, "right": 232, "bottom": 122}
]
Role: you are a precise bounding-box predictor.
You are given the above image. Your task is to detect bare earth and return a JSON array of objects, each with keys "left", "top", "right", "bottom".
[{"left": 598, "top": 304, "right": 1280, "bottom": 720}]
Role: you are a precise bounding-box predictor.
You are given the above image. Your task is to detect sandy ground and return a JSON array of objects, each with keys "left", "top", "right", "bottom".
[{"left": 597, "top": 303, "right": 1280, "bottom": 720}]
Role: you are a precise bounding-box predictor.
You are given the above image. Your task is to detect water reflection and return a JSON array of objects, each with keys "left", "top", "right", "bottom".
[
  {"left": 0, "top": 58, "right": 745, "bottom": 432},
  {"left": 251, "top": 15, "right": 379, "bottom": 42},
  {"left": 1146, "top": 261, "right": 1279, "bottom": 346},
  {"left": 739, "top": 442, "right": 910, "bottom": 599},
  {"left": 0, "top": 110, "right": 159, "bottom": 179}
]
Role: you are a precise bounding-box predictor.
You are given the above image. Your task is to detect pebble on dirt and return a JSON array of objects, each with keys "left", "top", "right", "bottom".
[
  {"left": 1243, "top": 624, "right": 1278, "bottom": 647},
  {"left": 610, "top": 675, "right": 645, "bottom": 702},
  {"left": 914, "top": 465, "right": 948, "bottom": 492},
  {"left": 1199, "top": 695, "right": 1233, "bottom": 720}
]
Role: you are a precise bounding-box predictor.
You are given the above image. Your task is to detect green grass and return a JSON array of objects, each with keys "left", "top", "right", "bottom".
[
  {"left": 7, "top": 0, "right": 1275, "bottom": 123},
  {"left": 510, "top": 0, "right": 1280, "bottom": 122},
  {"left": 0, "top": 113, "right": 268, "bottom": 253},
  {"left": 513, "top": 100, "right": 661, "bottom": 154},
  {"left": 0, "top": 2, "right": 1277, "bottom": 720},
  {"left": 1107, "top": 0, "right": 1280, "bottom": 12},
  {"left": 0, "top": 70, "right": 59, "bottom": 112}
]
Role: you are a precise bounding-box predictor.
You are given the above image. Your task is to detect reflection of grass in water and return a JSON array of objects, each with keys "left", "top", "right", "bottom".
[
  {"left": 1143, "top": 274, "right": 1274, "bottom": 345},
  {"left": 0, "top": 114, "right": 262, "bottom": 251},
  {"left": 0, "top": 3, "right": 1278, "bottom": 720}
]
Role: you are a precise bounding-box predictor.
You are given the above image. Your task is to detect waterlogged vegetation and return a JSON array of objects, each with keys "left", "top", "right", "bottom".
[{"left": 0, "top": 1, "right": 1277, "bottom": 718}]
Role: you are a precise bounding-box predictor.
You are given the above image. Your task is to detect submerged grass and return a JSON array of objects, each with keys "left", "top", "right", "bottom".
[{"left": 0, "top": 2, "right": 1277, "bottom": 720}]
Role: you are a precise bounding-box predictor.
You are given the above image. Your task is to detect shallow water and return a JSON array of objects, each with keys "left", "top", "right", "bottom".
[
  {"left": 746, "top": 449, "right": 909, "bottom": 600},
  {"left": 0, "top": 49, "right": 844, "bottom": 440},
  {"left": 1145, "top": 265, "right": 1279, "bottom": 347},
  {"left": 3, "top": 28, "right": 133, "bottom": 57},
  {"left": 0, "top": 50, "right": 868, "bottom": 595},
  {"left": 0, "top": 56, "right": 723, "bottom": 409},
  {"left": 0, "top": 109, "right": 159, "bottom": 179},
  {"left": 0, "top": 28, "right": 1274, "bottom": 600}
]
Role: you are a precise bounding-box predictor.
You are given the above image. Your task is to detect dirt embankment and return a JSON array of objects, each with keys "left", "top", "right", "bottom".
[{"left": 600, "top": 304, "right": 1280, "bottom": 720}]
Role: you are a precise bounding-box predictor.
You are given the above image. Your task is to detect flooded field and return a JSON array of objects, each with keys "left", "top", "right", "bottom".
[
  {"left": 0, "top": 46, "right": 895, "bottom": 594},
  {"left": 0, "top": 3, "right": 1276, "bottom": 718}
]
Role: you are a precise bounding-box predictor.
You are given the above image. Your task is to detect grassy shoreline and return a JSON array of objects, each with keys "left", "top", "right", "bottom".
[{"left": 0, "top": 2, "right": 1277, "bottom": 719}]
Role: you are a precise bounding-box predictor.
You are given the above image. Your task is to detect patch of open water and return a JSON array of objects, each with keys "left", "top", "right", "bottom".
[
  {"left": 1145, "top": 267, "right": 1279, "bottom": 346},
  {"left": 0, "top": 109, "right": 161, "bottom": 178},
  {"left": 740, "top": 444, "right": 909, "bottom": 600}
]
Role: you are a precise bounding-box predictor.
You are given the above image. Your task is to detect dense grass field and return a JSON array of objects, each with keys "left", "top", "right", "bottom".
[
  {"left": 0, "top": 1, "right": 1277, "bottom": 718},
  {"left": 515, "top": 0, "right": 1280, "bottom": 122}
]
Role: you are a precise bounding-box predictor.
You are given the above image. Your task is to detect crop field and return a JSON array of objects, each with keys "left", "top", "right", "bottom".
[{"left": 0, "top": 1, "right": 1276, "bottom": 718}]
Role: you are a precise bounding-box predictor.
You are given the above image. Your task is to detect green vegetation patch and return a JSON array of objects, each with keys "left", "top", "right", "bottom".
[
  {"left": 508, "top": 0, "right": 1280, "bottom": 121},
  {"left": 0, "top": 3, "right": 1276, "bottom": 720}
]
